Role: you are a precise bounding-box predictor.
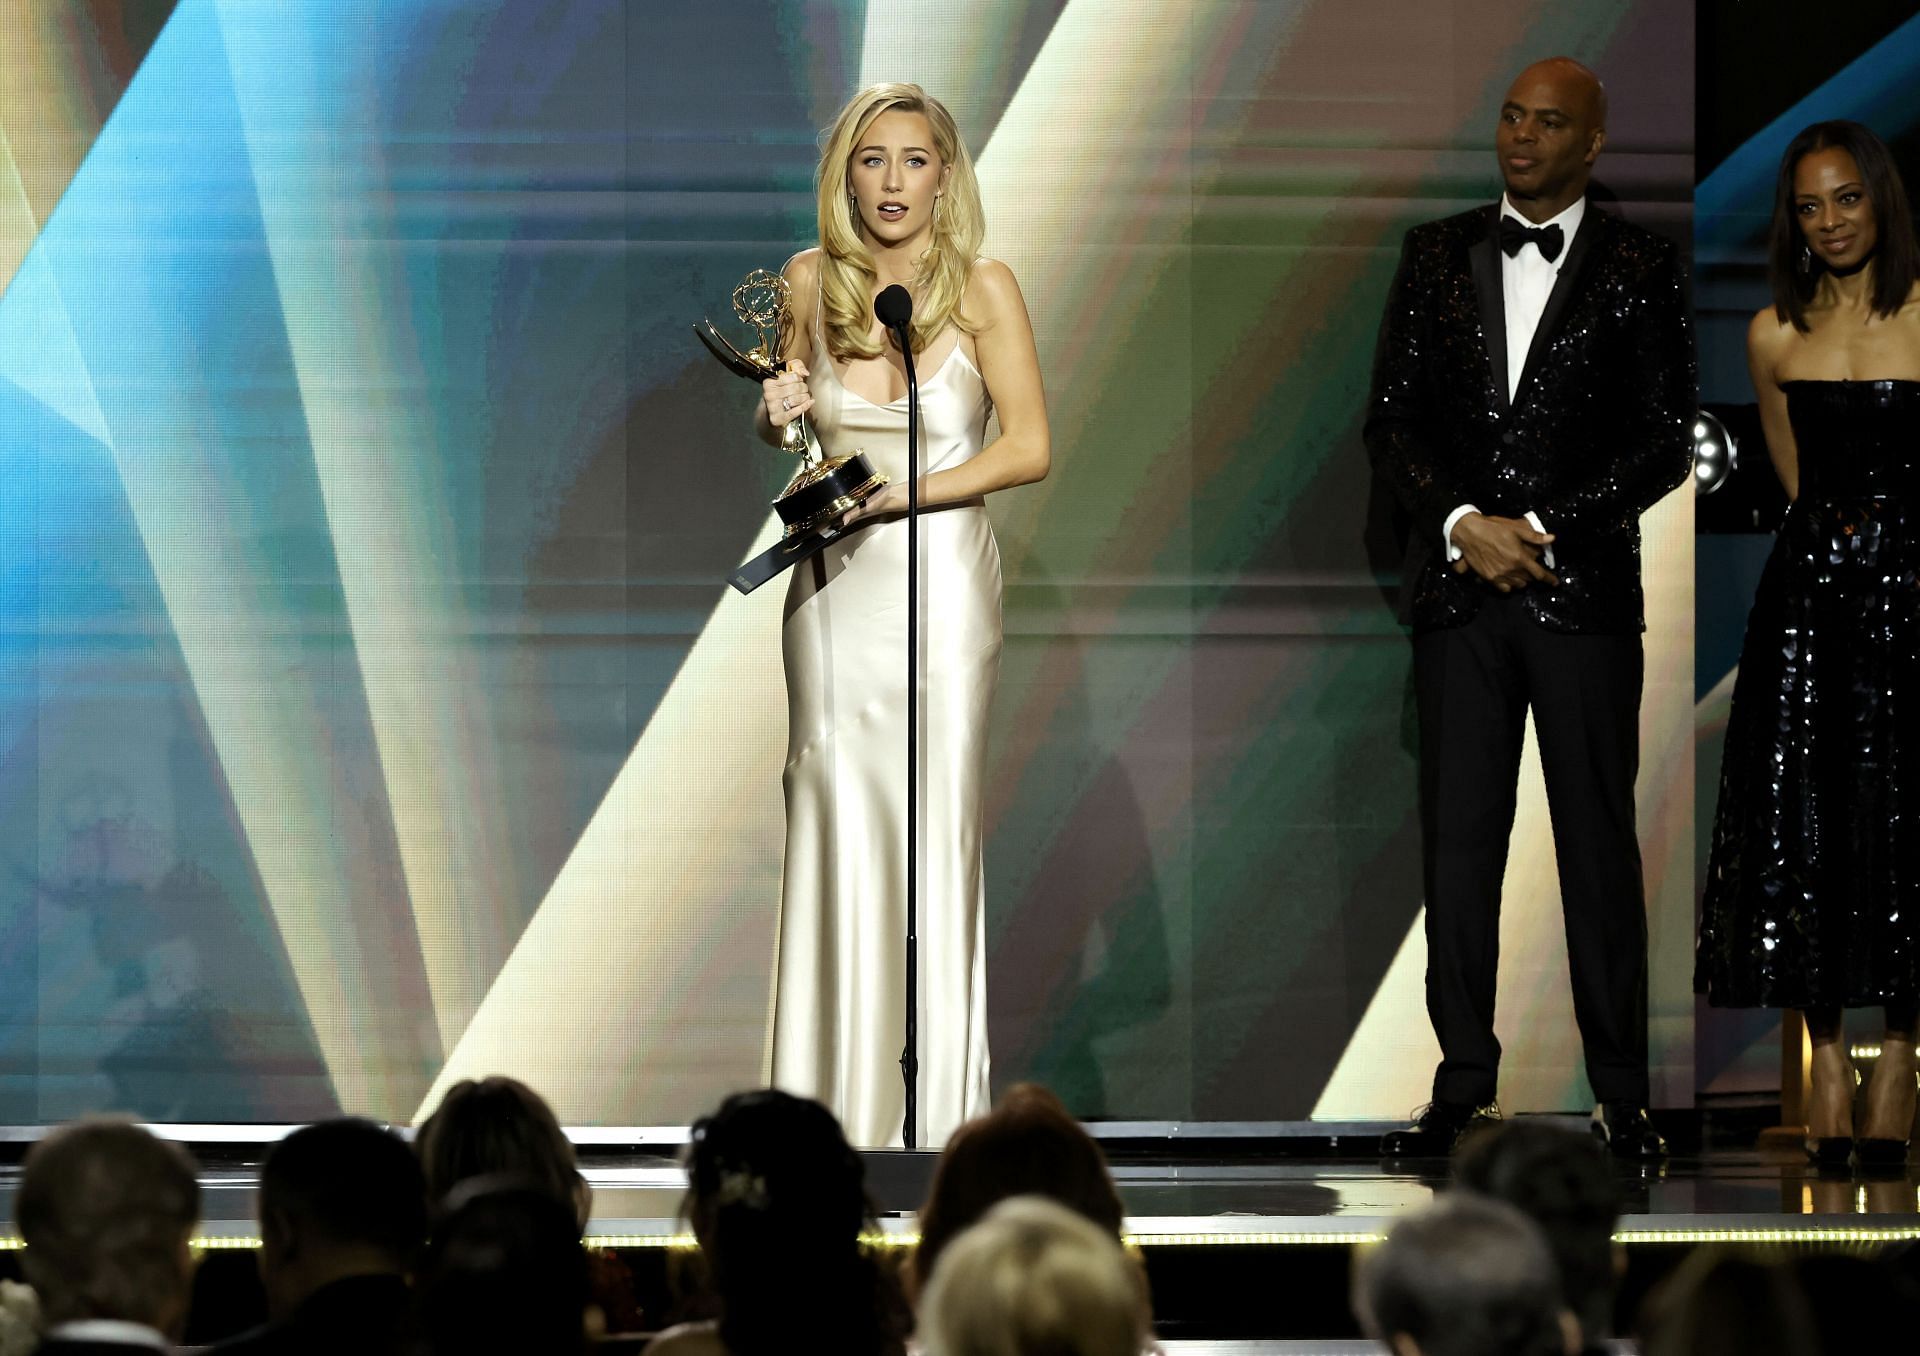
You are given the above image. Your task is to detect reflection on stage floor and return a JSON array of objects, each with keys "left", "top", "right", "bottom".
[
  {"left": 0, "top": 1114, "right": 1916, "bottom": 1243},
  {"left": 2, "top": 1116, "right": 1918, "bottom": 1242}
]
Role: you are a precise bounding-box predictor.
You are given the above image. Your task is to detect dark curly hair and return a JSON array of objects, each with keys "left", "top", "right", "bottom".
[{"left": 685, "top": 1090, "right": 908, "bottom": 1356}]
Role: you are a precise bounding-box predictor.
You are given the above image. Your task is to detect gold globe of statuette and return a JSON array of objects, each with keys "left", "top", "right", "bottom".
[{"left": 730, "top": 269, "right": 791, "bottom": 370}]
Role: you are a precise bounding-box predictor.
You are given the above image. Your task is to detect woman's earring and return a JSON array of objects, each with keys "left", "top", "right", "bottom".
[{"left": 1798, "top": 243, "right": 1812, "bottom": 276}]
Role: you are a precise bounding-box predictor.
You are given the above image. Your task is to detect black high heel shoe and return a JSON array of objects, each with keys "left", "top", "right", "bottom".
[
  {"left": 1856, "top": 1137, "right": 1910, "bottom": 1169},
  {"left": 1805, "top": 1136, "right": 1854, "bottom": 1168}
]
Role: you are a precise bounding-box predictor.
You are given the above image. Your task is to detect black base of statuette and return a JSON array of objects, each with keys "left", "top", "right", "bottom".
[{"left": 728, "top": 525, "right": 846, "bottom": 595}]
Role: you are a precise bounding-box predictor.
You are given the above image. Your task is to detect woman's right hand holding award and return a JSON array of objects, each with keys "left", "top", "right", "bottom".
[
  {"left": 762, "top": 359, "right": 814, "bottom": 429},
  {"left": 695, "top": 268, "right": 888, "bottom": 595}
]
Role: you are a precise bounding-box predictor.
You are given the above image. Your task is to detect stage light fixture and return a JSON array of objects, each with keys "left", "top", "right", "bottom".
[{"left": 1693, "top": 409, "right": 1738, "bottom": 495}]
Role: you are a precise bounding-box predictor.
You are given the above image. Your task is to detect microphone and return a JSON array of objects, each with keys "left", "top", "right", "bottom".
[
  {"left": 875, "top": 283, "right": 913, "bottom": 333},
  {"left": 874, "top": 279, "right": 922, "bottom": 1148}
]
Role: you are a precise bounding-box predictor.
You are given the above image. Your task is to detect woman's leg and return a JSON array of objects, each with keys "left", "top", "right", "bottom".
[
  {"left": 1861, "top": 1002, "right": 1918, "bottom": 1143},
  {"left": 1804, "top": 1007, "right": 1854, "bottom": 1141}
]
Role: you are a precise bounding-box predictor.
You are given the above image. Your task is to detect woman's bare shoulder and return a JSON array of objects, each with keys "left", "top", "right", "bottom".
[
  {"left": 1748, "top": 303, "right": 1795, "bottom": 360},
  {"left": 964, "top": 255, "right": 1027, "bottom": 323},
  {"left": 643, "top": 1320, "right": 729, "bottom": 1356},
  {"left": 968, "top": 254, "right": 1020, "bottom": 294},
  {"left": 779, "top": 249, "right": 824, "bottom": 343},
  {"left": 782, "top": 247, "right": 822, "bottom": 293}
]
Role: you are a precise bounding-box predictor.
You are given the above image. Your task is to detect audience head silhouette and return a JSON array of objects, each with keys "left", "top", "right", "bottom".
[
  {"left": 15, "top": 1118, "right": 201, "bottom": 1340},
  {"left": 22, "top": 1085, "right": 1899, "bottom": 1356},
  {"left": 420, "top": 1181, "right": 590, "bottom": 1356},
  {"left": 1453, "top": 1119, "right": 1622, "bottom": 1342},
  {"left": 1790, "top": 1251, "right": 1920, "bottom": 1351},
  {"left": 919, "top": 1195, "right": 1147, "bottom": 1356},
  {"left": 913, "top": 1083, "right": 1124, "bottom": 1296},
  {"left": 1638, "top": 1250, "right": 1820, "bottom": 1356},
  {"left": 254, "top": 1118, "right": 428, "bottom": 1321},
  {"left": 680, "top": 1089, "right": 906, "bottom": 1356},
  {"left": 1355, "top": 1192, "right": 1573, "bottom": 1356},
  {"left": 415, "top": 1075, "right": 589, "bottom": 1230}
]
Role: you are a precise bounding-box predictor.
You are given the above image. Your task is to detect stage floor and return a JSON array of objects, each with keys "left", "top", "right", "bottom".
[
  {"left": 0, "top": 1118, "right": 1898, "bottom": 1245},
  {"left": 601, "top": 1142, "right": 1920, "bottom": 1244}
]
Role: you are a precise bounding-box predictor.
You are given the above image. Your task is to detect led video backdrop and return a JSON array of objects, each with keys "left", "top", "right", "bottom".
[{"left": 0, "top": 0, "right": 1692, "bottom": 1126}]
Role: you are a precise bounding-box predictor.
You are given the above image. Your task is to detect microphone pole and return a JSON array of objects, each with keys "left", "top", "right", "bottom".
[{"left": 875, "top": 283, "right": 919, "bottom": 1150}]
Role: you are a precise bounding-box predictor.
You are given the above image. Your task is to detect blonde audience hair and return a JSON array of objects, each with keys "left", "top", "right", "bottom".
[
  {"left": 919, "top": 1196, "right": 1148, "bottom": 1356},
  {"left": 814, "top": 82, "right": 985, "bottom": 362}
]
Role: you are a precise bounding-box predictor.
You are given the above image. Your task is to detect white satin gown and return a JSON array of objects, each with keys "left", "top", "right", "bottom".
[{"left": 770, "top": 318, "right": 1001, "bottom": 1149}]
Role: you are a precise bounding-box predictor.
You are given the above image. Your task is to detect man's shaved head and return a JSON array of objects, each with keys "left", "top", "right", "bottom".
[
  {"left": 1497, "top": 57, "right": 1608, "bottom": 221},
  {"left": 1516, "top": 57, "right": 1607, "bottom": 128}
]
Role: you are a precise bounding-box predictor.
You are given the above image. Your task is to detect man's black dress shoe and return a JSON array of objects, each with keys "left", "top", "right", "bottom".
[
  {"left": 1591, "top": 1102, "right": 1667, "bottom": 1158},
  {"left": 1380, "top": 1100, "right": 1501, "bottom": 1157}
]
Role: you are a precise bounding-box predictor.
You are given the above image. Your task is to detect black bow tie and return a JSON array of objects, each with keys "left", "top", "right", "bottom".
[{"left": 1498, "top": 216, "right": 1565, "bottom": 263}]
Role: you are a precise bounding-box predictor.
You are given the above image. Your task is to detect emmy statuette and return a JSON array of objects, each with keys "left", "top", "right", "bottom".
[{"left": 695, "top": 269, "right": 888, "bottom": 593}]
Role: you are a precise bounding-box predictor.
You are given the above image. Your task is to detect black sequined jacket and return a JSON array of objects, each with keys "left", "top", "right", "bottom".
[{"left": 1364, "top": 202, "right": 1696, "bottom": 634}]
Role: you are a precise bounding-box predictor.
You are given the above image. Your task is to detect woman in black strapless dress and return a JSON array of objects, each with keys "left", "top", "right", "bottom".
[{"left": 1698, "top": 121, "right": 1920, "bottom": 1164}]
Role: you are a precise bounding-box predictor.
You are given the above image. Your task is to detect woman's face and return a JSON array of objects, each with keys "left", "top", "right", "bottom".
[
  {"left": 1794, "top": 145, "right": 1877, "bottom": 274},
  {"left": 847, "top": 108, "right": 947, "bottom": 248}
]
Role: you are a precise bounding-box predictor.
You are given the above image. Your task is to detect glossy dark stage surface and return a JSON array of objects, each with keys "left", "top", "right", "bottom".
[{"left": 3, "top": 1113, "right": 1917, "bottom": 1242}]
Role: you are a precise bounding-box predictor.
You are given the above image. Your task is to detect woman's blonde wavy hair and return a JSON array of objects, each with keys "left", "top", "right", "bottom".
[{"left": 815, "top": 82, "right": 984, "bottom": 361}]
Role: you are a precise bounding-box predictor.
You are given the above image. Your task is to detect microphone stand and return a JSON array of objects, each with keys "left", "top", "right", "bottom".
[{"left": 886, "top": 312, "right": 921, "bottom": 1151}]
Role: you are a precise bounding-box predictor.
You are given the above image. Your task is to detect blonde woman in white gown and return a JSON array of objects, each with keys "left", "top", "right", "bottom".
[{"left": 754, "top": 83, "right": 1050, "bottom": 1149}]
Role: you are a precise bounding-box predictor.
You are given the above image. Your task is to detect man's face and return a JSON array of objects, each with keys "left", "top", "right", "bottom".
[{"left": 1495, "top": 63, "right": 1604, "bottom": 212}]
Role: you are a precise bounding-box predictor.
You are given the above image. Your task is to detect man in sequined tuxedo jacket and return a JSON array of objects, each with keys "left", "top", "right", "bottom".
[{"left": 1364, "top": 57, "right": 1695, "bottom": 1160}]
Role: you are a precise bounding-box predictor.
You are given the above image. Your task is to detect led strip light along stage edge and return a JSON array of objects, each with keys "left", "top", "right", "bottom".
[{"left": 1, "top": 1220, "right": 1915, "bottom": 1251}]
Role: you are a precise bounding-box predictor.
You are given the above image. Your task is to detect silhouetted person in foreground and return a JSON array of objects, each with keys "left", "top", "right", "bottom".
[
  {"left": 209, "top": 1119, "right": 427, "bottom": 1356},
  {"left": 419, "top": 1183, "right": 592, "bottom": 1356},
  {"left": 414, "top": 1076, "right": 590, "bottom": 1228},
  {"left": 1354, "top": 1192, "right": 1575, "bottom": 1356},
  {"left": 412, "top": 1076, "right": 641, "bottom": 1331},
  {"left": 646, "top": 1089, "right": 909, "bottom": 1356},
  {"left": 16, "top": 1118, "right": 201, "bottom": 1356},
  {"left": 912, "top": 1083, "right": 1125, "bottom": 1301},
  {"left": 919, "top": 1196, "right": 1148, "bottom": 1356},
  {"left": 1636, "top": 1250, "right": 1818, "bottom": 1356},
  {"left": 1453, "top": 1120, "right": 1622, "bottom": 1352}
]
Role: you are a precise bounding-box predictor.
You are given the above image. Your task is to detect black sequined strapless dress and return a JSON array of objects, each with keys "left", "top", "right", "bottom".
[{"left": 1698, "top": 380, "right": 1920, "bottom": 1008}]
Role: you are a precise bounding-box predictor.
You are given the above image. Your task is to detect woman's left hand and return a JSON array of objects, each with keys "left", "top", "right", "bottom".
[{"left": 841, "top": 481, "right": 910, "bottom": 527}]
